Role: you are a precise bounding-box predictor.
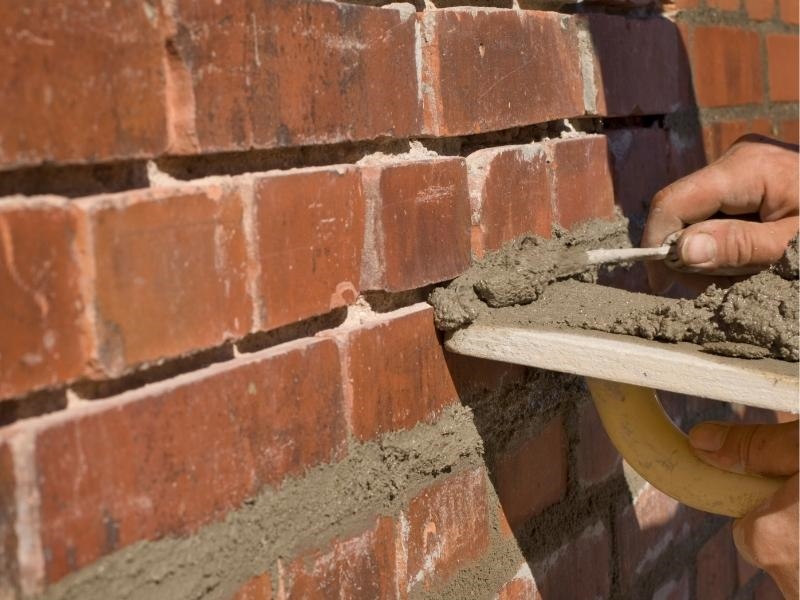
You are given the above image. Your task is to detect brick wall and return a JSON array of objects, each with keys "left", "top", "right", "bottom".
[{"left": 0, "top": 1, "right": 796, "bottom": 599}]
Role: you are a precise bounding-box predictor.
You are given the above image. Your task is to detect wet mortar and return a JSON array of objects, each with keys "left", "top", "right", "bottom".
[{"left": 430, "top": 220, "right": 799, "bottom": 362}]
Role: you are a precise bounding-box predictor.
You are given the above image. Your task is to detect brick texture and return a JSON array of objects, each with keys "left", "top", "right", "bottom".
[
  {"left": 0, "top": 200, "right": 89, "bottom": 400},
  {"left": 360, "top": 158, "right": 470, "bottom": 292},
  {"left": 167, "top": 0, "right": 420, "bottom": 154},
  {"left": 548, "top": 135, "right": 616, "bottom": 229},
  {"left": 494, "top": 417, "right": 567, "bottom": 532},
  {"left": 420, "top": 10, "right": 584, "bottom": 136},
  {"left": 467, "top": 144, "right": 552, "bottom": 257},
  {"left": 778, "top": 119, "right": 799, "bottom": 143},
  {"left": 707, "top": 0, "right": 741, "bottom": 10},
  {"left": 76, "top": 185, "right": 252, "bottom": 375},
  {"left": 702, "top": 119, "right": 773, "bottom": 162},
  {"left": 0, "top": 441, "right": 17, "bottom": 596},
  {"left": 0, "top": 1, "right": 166, "bottom": 169},
  {"left": 496, "top": 565, "right": 540, "bottom": 600},
  {"left": 779, "top": 0, "right": 800, "bottom": 22},
  {"left": 653, "top": 571, "right": 690, "bottom": 600},
  {"left": 233, "top": 573, "right": 272, "bottom": 600},
  {"left": 696, "top": 525, "right": 737, "bottom": 600},
  {"left": 687, "top": 26, "right": 763, "bottom": 107},
  {"left": 32, "top": 338, "right": 346, "bottom": 583},
  {"left": 745, "top": 0, "right": 776, "bottom": 19},
  {"left": 253, "top": 167, "right": 364, "bottom": 330},
  {"left": 339, "top": 305, "right": 458, "bottom": 441},
  {"left": 576, "top": 402, "right": 621, "bottom": 485},
  {"left": 405, "top": 468, "right": 489, "bottom": 592},
  {"left": 767, "top": 34, "right": 800, "bottom": 101}
]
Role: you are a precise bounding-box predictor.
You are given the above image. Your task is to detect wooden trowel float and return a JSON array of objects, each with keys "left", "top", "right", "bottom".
[{"left": 444, "top": 242, "right": 799, "bottom": 518}]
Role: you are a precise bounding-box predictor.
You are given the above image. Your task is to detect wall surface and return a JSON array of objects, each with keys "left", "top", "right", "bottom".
[{"left": 0, "top": 0, "right": 797, "bottom": 599}]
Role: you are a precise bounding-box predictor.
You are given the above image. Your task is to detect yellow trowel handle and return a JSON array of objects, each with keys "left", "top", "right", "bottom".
[{"left": 586, "top": 378, "right": 786, "bottom": 518}]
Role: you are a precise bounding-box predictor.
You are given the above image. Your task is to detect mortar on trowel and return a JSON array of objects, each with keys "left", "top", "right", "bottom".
[{"left": 429, "top": 220, "right": 799, "bottom": 519}]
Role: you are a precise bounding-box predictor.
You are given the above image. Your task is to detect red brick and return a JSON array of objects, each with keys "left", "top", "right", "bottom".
[
  {"left": 696, "top": 525, "right": 737, "bottom": 600},
  {"left": 360, "top": 158, "right": 470, "bottom": 292},
  {"left": 778, "top": 118, "right": 799, "bottom": 143},
  {"left": 702, "top": 118, "right": 773, "bottom": 162},
  {"left": 76, "top": 185, "right": 252, "bottom": 376},
  {"left": 496, "top": 564, "right": 541, "bottom": 600},
  {"left": 688, "top": 27, "right": 763, "bottom": 107},
  {"left": 548, "top": 136, "right": 616, "bottom": 229},
  {"left": 671, "top": 0, "right": 701, "bottom": 9},
  {"left": 533, "top": 522, "right": 611, "bottom": 599},
  {"left": 253, "top": 167, "right": 364, "bottom": 330},
  {"left": 576, "top": 403, "right": 621, "bottom": 486},
  {"left": 404, "top": 468, "right": 489, "bottom": 592},
  {"left": 753, "top": 574, "right": 784, "bottom": 599},
  {"left": 420, "top": 11, "right": 584, "bottom": 136},
  {"left": 167, "top": 1, "right": 419, "bottom": 154},
  {"left": 233, "top": 573, "right": 272, "bottom": 600},
  {"left": 0, "top": 1, "right": 166, "bottom": 169},
  {"left": 707, "top": 0, "right": 741, "bottom": 11},
  {"left": 466, "top": 144, "right": 552, "bottom": 258},
  {"left": 444, "top": 354, "right": 526, "bottom": 399},
  {"left": 616, "top": 484, "right": 689, "bottom": 591},
  {"left": 282, "top": 517, "right": 398, "bottom": 600},
  {"left": 494, "top": 417, "right": 567, "bottom": 532},
  {"left": 0, "top": 200, "right": 90, "bottom": 399},
  {"left": 582, "top": 15, "right": 692, "bottom": 116},
  {"left": 652, "top": 571, "right": 689, "bottom": 600},
  {"left": 780, "top": 0, "right": 799, "bottom": 22},
  {"left": 746, "top": 0, "right": 776, "bottom": 20},
  {"left": 340, "top": 304, "right": 458, "bottom": 441},
  {"left": 0, "top": 441, "right": 18, "bottom": 597},
  {"left": 767, "top": 34, "right": 799, "bottom": 101},
  {"left": 32, "top": 337, "right": 346, "bottom": 583}
]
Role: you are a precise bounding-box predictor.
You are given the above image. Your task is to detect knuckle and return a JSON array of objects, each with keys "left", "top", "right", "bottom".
[{"left": 722, "top": 224, "right": 754, "bottom": 268}]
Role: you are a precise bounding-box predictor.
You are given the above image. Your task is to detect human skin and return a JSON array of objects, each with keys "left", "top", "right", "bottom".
[{"left": 642, "top": 134, "right": 799, "bottom": 598}]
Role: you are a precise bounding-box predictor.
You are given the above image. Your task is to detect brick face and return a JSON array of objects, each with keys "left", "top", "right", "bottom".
[
  {"left": 33, "top": 338, "right": 347, "bottom": 583},
  {"left": 360, "top": 158, "right": 471, "bottom": 292},
  {"left": 253, "top": 167, "right": 364, "bottom": 330},
  {"left": 494, "top": 417, "right": 567, "bottom": 531},
  {"left": 745, "top": 0, "right": 776, "bottom": 20},
  {"left": 548, "top": 135, "right": 616, "bottom": 229},
  {"left": 340, "top": 304, "right": 459, "bottom": 441},
  {"left": 687, "top": 26, "right": 763, "bottom": 107},
  {"left": 77, "top": 185, "right": 252, "bottom": 375},
  {"left": 0, "top": 200, "right": 89, "bottom": 400},
  {"left": 0, "top": 1, "right": 166, "bottom": 169},
  {"left": 702, "top": 118, "right": 773, "bottom": 162},
  {"left": 576, "top": 402, "right": 621, "bottom": 485},
  {"left": 779, "top": 0, "right": 800, "bottom": 22},
  {"left": 420, "top": 10, "right": 584, "bottom": 136},
  {"left": 0, "top": 441, "right": 18, "bottom": 597},
  {"left": 167, "top": 0, "right": 420, "bottom": 154},
  {"left": 466, "top": 144, "right": 552, "bottom": 257},
  {"left": 405, "top": 468, "right": 489, "bottom": 592},
  {"left": 767, "top": 34, "right": 800, "bottom": 101},
  {"left": 696, "top": 525, "right": 737, "bottom": 600}
]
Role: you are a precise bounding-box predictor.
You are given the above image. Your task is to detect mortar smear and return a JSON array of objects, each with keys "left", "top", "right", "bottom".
[{"left": 430, "top": 225, "right": 799, "bottom": 362}]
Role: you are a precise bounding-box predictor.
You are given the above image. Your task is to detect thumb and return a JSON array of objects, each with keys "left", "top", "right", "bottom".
[
  {"left": 688, "top": 421, "right": 799, "bottom": 477},
  {"left": 673, "top": 217, "right": 799, "bottom": 274}
]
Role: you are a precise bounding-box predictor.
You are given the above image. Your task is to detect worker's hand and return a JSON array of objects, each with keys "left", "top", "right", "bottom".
[
  {"left": 642, "top": 135, "right": 799, "bottom": 294},
  {"left": 689, "top": 420, "right": 799, "bottom": 598}
]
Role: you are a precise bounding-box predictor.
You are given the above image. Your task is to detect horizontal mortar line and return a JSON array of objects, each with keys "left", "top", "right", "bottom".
[{"left": 675, "top": 11, "right": 799, "bottom": 31}]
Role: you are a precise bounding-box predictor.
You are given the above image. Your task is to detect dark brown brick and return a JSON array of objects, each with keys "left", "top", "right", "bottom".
[
  {"left": 696, "top": 525, "right": 737, "bottom": 600},
  {"left": 576, "top": 402, "right": 621, "bottom": 486}
]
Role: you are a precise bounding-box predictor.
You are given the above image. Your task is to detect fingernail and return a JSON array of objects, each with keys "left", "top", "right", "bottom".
[
  {"left": 682, "top": 233, "right": 717, "bottom": 266},
  {"left": 689, "top": 423, "right": 729, "bottom": 452}
]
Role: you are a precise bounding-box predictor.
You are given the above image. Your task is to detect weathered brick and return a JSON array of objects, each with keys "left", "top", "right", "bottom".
[
  {"left": 0, "top": 441, "right": 18, "bottom": 597},
  {"left": 252, "top": 167, "right": 364, "bottom": 330},
  {"left": 76, "top": 185, "right": 252, "bottom": 376},
  {"left": 496, "top": 564, "right": 540, "bottom": 600},
  {"left": 282, "top": 517, "right": 397, "bottom": 600},
  {"left": 0, "top": 200, "right": 90, "bottom": 400},
  {"left": 696, "top": 525, "right": 737, "bottom": 600},
  {"left": 0, "top": 1, "right": 166, "bottom": 169},
  {"left": 233, "top": 573, "right": 271, "bottom": 600},
  {"left": 702, "top": 118, "right": 773, "bottom": 162},
  {"left": 576, "top": 402, "right": 621, "bottom": 486},
  {"left": 495, "top": 417, "right": 567, "bottom": 532},
  {"left": 420, "top": 10, "right": 584, "bottom": 136},
  {"left": 466, "top": 144, "right": 552, "bottom": 258},
  {"left": 32, "top": 337, "right": 347, "bottom": 583},
  {"left": 616, "top": 484, "right": 689, "bottom": 591},
  {"left": 548, "top": 136, "right": 616, "bottom": 229},
  {"left": 779, "top": 0, "right": 799, "bottom": 22},
  {"left": 167, "top": 0, "right": 419, "bottom": 154},
  {"left": 582, "top": 15, "right": 692, "bottom": 116},
  {"left": 405, "top": 468, "right": 489, "bottom": 593},
  {"left": 444, "top": 354, "right": 526, "bottom": 400},
  {"left": 652, "top": 571, "right": 689, "bottom": 600},
  {"left": 360, "top": 158, "right": 470, "bottom": 292},
  {"left": 778, "top": 118, "right": 799, "bottom": 143},
  {"left": 706, "top": 0, "right": 741, "bottom": 11},
  {"left": 687, "top": 26, "right": 763, "bottom": 107},
  {"left": 767, "top": 34, "right": 799, "bottom": 101},
  {"left": 746, "top": 0, "right": 776, "bottom": 20},
  {"left": 339, "top": 304, "right": 458, "bottom": 441},
  {"left": 534, "top": 522, "right": 611, "bottom": 599}
]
